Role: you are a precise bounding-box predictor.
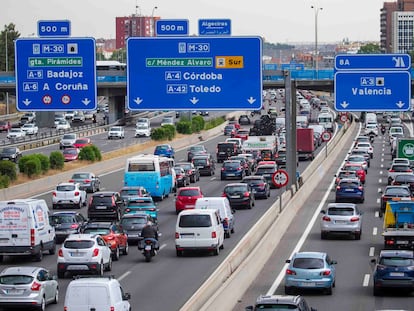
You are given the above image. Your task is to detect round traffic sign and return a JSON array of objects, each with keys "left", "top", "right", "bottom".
[
  {"left": 321, "top": 131, "right": 332, "bottom": 142},
  {"left": 42, "top": 95, "right": 52, "bottom": 105},
  {"left": 340, "top": 114, "right": 348, "bottom": 123},
  {"left": 272, "top": 169, "right": 289, "bottom": 188},
  {"left": 61, "top": 94, "right": 71, "bottom": 105}
]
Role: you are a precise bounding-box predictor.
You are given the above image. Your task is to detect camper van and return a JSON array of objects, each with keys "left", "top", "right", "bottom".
[{"left": 0, "top": 199, "right": 56, "bottom": 261}]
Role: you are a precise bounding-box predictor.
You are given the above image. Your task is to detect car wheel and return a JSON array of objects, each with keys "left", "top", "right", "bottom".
[
  {"left": 373, "top": 287, "right": 382, "bottom": 296},
  {"left": 34, "top": 249, "right": 43, "bottom": 262},
  {"left": 225, "top": 231, "right": 231, "bottom": 238},
  {"left": 325, "top": 286, "right": 333, "bottom": 295},
  {"left": 38, "top": 297, "right": 46, "bottom": 311},
  {"left": 106, "top": 257, "right": 112, "bottom": 271},
  {"left": 112, "top": 247, "right": 120, "bottom": 261},
  {"left": 321, "top": 232, "right": 328, "bottom": 240},
  {"left": 355, "top": 231, "right": 361, "bottom": 240},
  {"left": 76, "top": 201, "right": 82, "bottom": 209},
  {"left": 284, "top": 286, "right": 294, "bottom": 295},
  {"left": 57, "top": 269, "right": 65, "bottom": 279},
  {"left": 122, "top": 242, "right": 129, "bottom": 255},
  {"left": 213, "top": 245, "right": 220, "bottom": 256},
  {"left": 53, "top": 288, "right": 59, "bottom": 304},
  {"left": 49, "top": 240, "right": 56, "bottom": 255},
  {"left": 176, "top": 250, "right": 183, "bottom": 257}
]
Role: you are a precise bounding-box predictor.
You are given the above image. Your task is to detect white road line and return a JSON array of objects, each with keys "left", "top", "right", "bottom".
[
  {"left": 378, "top": 178, "right": 382, "bottom": 183},
  {"left": 379, "top": 170, "right": 383, "bottom": 175},
  {"left": 160, "top": 243, "right": 167, "bottom": 250},
  {"left": 375, "top": 211, "right": 380, "bottom": 218},
  {"left": 369, "top": 247, "right": 375, "bottom": 257},
  {"left": 210, "top": 177, "right": 217, "bottom": 181},
  {"left": 373, "top": 227, "right": 378, "bottom": 236},
  {"left": 118, "top": 271, "right": 131, "bottom": 281},
  {"left": 380, "top": 164, "right": 384, "bottom": 168},
  {"left": 362, "top": 274, "right": 370, "bottom": 287},
  {"left": 377, "top": 188, "right": 381, "bottom": 193},
  {"left": 376, "top": 198, "right": 380, "bottom": 204},
  {"left": 381, "top": 158, "right": 384, "bottom": 162}
]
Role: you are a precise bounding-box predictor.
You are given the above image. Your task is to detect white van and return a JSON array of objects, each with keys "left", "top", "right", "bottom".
[
  {"left": 175, "top": 209, "right": 224, "bottom": 256},
  {"left": 366, "top": 112, "right": 377, "bottom": 125},
  {"left": 64, "top": 276, "right": 131, "bottom": 311},
  {"left": 275, "top": 117, "right": 286, "bottom": 130},
  {"left": 0, "top": 199, "right": 56, "bottom": 261},
  {"left": 317, "top": 112, "right": 334, "bottom": 132},
  {"left": 135, "top": 122, "right": 151, "bottom": 137},
  {"left": 296, "top": 115, "right": 309, "bottom": 128},
  {"left": 195, "top": 197, "right": 235, "bottom": 238}
]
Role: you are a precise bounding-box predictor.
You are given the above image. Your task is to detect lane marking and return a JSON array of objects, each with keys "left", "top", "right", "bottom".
[
  {"left": 378, "top": 178, "right": 382, "bottom": 183},
  {"left": 160, "top": 243, "right": 167, "bottom": 250},
  {"left": 379, "top": 170, "right": 383, "bottom": 175},
  {"left": 369, "top": 247, "right": 375, "bottom": 257},
  {"left": 375, "top": 211, "right": 380, "bottom": 218},
  {"left": 362, "top": 274, "right": 370, "bottom": 287},
  {"left": 118, "top": 271, "right": 131, "bottom": 281},
  {"left": 373, "top": 227, "right": 378, "bottom": 236}
]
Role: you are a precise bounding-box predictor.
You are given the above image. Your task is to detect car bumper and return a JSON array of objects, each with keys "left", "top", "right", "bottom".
[
  {"left": 55, "top": 230, "right": 79, "bottom": 243},
  {"left": 228, "top": 197, "right": 251, "bottom": 207},
  {"left": 285, "top": 277, "right": 334, "bottom": 289},
  {"left": 321, "top": 223, "right": 361, "bottom": 233},
  {"left": 221, "top": 172, "right": 243, "bottom": 179},
  {"left": 252, "top": 188, "right": 268, "bottom": 198},
  {"left": 335, "top": 193, "right": 364, "bottom": 202},
  {"left": 57, "top": 262, "right": 101, "bottom": 273},
  {"left": 374, "top": 278, "right": 414, "bottom": 289}
]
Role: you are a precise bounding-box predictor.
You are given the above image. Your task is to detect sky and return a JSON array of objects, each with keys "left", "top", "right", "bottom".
[{"left": 2, "top": 0, "right": 386, "bottom": 44}]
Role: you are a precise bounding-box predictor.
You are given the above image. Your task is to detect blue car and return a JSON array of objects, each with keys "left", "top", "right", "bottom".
[
  {"left": 124, "top": 197, "right": 159, "bottom": 223},
  {"left": 220, "top": 160, "right": 245, "bottom": 180},
  {"left": 154, "top": 144, "right": 175, "bottom": 158},
  {"left": 335, "top": 178, "right": 364, "bottom": 203},
  {"left": 285, "top": 251, "right": 337, "bottom": 295}
]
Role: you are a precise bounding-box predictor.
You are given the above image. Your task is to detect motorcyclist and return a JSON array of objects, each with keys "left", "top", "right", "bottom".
[
  {"left": 140, "top": 221, "right": 159, "bottom": 249},
  {"left": 381, "top": 124, "right": 386, "bottom": 135}
]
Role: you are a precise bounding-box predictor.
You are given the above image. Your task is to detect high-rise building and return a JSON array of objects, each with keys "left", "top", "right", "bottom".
[
  {"left": 380, "top": 0, "right": 414, "bottom": 53},
  {"left": 115, "top": 15, "right": 160, "bottom": 49},
  {"left": 392, "top": 11, "right": 414, "bottom": 52}
]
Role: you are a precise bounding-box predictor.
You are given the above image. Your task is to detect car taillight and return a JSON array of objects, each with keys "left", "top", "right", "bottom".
[
  {"left": 89, "top": 197, "right": 93, "bottom": 206},
  {"left": 358, "top": 186, "right": 363, "bottom": 191},
  {"left": 68, "top": 179, "right": 74, "bottom": 182},
  {"left": 58, "top": 248, "right": 63, "bottom": 257},
  {"left": 74, "top": 191, "right": 80, "bottom": 196},
  {"left": 30, "top": 229, "right": 35, "bottom": 246},
  {"left": 244, "top": 192, "right": 250, "bottom": 197},
  {"left": 52, "top": 191, "right": 56, "bottom": 197},
  {"left": 286, "top": 269, "right": 296, "bottom": 275},
  {"left": 125, "top": 208, "right": 131, "bottom": 213},
  {"left": 211, "top": 231, "right": 217, "bottom": 238},
  {"left": 350, "top": 216, "right": 360, "bottom": 222},
  {"left": 389, "top": 169, "right": 395, "bottom": 172},
  {"left": 237, "top": 167, "right": 242, "bottom": 171},
  {"left": 336, "top": 186, "right": 340, "bottom": 190},
  {"left": 85, "top": 179, "right": 91, "bottom": 183},
  {"left": 222, "top": 192, "right": 227, "bottom": 197},
  {"left": 110, "top": 307, "right": 115, "bottom": 311},
  {"left": 111, "top": 196, "right": 116, "bottom": 207},
  {"left": 321, "top": 270, "right": 331, "bottom": 276},
  {"left": 92, "top": 248, "right": 99, "bottom": 257},
  {"left": 221, "top": 168, "right": 225, "bottom": 171},
  {"left": 322, "top": 216, "right": 331, "bottom": 221},
  {"left": 70, "top": 224, "right": 79, "bottom": 229},
  {"left": 106, "top": 235, "right": 115, "bottom": 240},
  {"left": 145, "top": 239, "right": 152, "bottom": 245},
  {"left": 175, "top": 232, "right": 180, "bottom": 239},
  {"left": 31, "top": 281, "right": 41, "bottom": 291},
  {"left": 258, "top": 183, "right": 266, "bottom": 189}
]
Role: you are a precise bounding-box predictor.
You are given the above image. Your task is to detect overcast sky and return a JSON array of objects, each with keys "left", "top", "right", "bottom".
[{"left": 2, "top": 0, "right": 385, "bottom": 43}]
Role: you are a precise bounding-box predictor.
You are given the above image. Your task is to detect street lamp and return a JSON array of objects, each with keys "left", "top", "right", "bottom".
[
  {"left": 5, "top": 30, "right": 8, "bottom": 73},
  {"left": 311, "top": 5, "right": 322, "bottom": 79},
  {"left": 151, "top": 6, "right": 158, "bottom": 36}
]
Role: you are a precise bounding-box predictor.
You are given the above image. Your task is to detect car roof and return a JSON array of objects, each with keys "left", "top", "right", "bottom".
[
  {"left": 327, "top": 203, "right": 356, "bottom": 209},
  {"left": 66, "top": 233, "right": 98, "bottom": 240},
  {"left": 225, "top": 183, "right": 248, "bottom": 187},
  {"left": 255, "top": 294, "right": 303, "bottom": 306},
  {"left": 0, "top": 266, "right": 43, "bottom": 276},
  {"left": 379, "top": 250, "right": 414, "bottom": 258},
  {"left": 293, "top": 251, "right": 327, "bottom": 259}
]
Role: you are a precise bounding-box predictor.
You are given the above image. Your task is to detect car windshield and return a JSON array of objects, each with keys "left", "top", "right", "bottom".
[
  {"left": 0, "top": 275, "right": 34, "bottom": 285},
  {"left": 71, "top": 173, "right": 90, "bottom": 179},
  {"left": 327, "top": 207, "right": 355, "bottom": 216},
  {"left": 64, "top": 149, "right": 77, "bottom": 155},
  {"left": 63, "top": 134, "right": 76, "bottom": 140},
  {"left": 64, "top": 240, "right": 94, "bottom": 249},
  {"left": 380, "top": 257, "right": 414, "bottom": 266},
  {"left": 1, "top": 148, "right": 16, "bottom": 154},
  {"left": 293, "top": 258, "right": 324, "bottom": 269},
  {"left": 178, "top": 189, "right": 201, "bottom": 196},
  {"left": 384, "top": 187, "right": 410, "bottom": 196},
  {"left": 56, "top": 185, "right": 76, "bottom": 191}
]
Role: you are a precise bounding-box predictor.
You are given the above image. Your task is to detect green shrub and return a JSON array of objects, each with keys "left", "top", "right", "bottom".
[
  {"left": 90, "top": 145, "right": 102, "bottom": 161},
  {"left": 78, "top": 146, "right": 96, "bottom": 162},
  {"left": 0, "top": 175, "right": 10, "bottom": 188},
  {"left": 34, "top": 154, "right": 50, "bottom": 173},
  {"left": 18, "top": 154, "right": 39, "bottom": 174},
  {"left": 24, "top": 158, "right": 42, "bottom": 177},
  {"left": 161, "top": 124, "right": 176, "bottom": 140},
  {"left": 0, "top": 160, "right": 17, "bottom": 181},
  {"left": 204, "top": 116, "right": 226, "bottom": 130},
  {"left": 49, "top": 151, "right": 65, "bottom": 170},
  {"left": 191, "top": 116, "right": 205, "bottom": 133},
  {"left": 151, "top": 127, "right": 166, "bottom": 140},
  {"left": 176, "top": 121, "right": 192, "bottom": 134}
]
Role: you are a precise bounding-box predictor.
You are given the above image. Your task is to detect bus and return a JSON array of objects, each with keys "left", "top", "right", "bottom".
[
  {"left": 96, "top": 60, "right": 126, "bottom": 71},
  {"left": 124, "top": 154, "right": 174, "bottom": 200}
]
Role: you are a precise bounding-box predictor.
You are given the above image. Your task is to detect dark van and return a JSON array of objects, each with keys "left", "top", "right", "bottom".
[
  {"left": 216, "top": 142, "right": 238, "bottom": 163},
  {"left": 88, "top": 191, "right": 125, "bottom": 221}
]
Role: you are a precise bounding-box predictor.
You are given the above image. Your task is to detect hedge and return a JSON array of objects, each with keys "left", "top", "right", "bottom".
[{"left": 0, "top": 160, "right": 17, "bottom": 181}]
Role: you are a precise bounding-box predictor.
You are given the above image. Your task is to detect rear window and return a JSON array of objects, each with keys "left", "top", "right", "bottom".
[
  {"left": 224, "top": 162, "right": 240, "bottom": 168},
  {"left": 64, "top": 240, "right": 94, "bottom": 249},
  {"left": 327, "top": 207, "right": 355, "bottom": 216},
  {"left": 0, "top": 275, "right": 33, "bottom": 285},
  {"left": 225, "top": 185, "right": 247, "bottom": 193},
  {"left": 56, "top": 185, "right": 76, "bottom": 191},
  {"left": 255, "top": 304, "right": 298, "bottom": 310},
  {"left": 256, "top": 167, "right": 276, "bottom": 174},
  {"left": 179, "top": 215, "right": 212, "bottom": 227},
  {"left": 292, "top": 258, "right": 324, "bottom": 269},
  {"left": 50, "top": 215, "right": 75, "bottom": 224},
  {"left": 178, "top": 189, "right": 201, "bottom": 196},
  {"left": 71, "top": 173, "right": 89, "bottom": 179},
  {"left": 91, "top": 196, "right": 113, "bottom": 205},
  {"left": 83, "top": 228, "right": 110, "bottom": 235},
  {"left": 121, "top": 217, "right": 147, "bottom": 225},
  {"left": 193, "top": 158, "right": 207, "bottom": 166},
  {"left": 391, "top": 165, "right": 410, "bottom": 171},
  {"left": 380, "top": 257, "right": 414, "bottom": 267}
]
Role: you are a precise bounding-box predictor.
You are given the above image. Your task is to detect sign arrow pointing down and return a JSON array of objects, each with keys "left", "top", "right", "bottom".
[
  {"left": 134, "top": 97, "right": 143, "bottom": 105},
  {"left": 247, "top": 97, "right": 256, "bottom": 104},
  {"left": 190, "top": 97, "right": 199, "bottom": 105},
  {"left": 23, "top": 99, "right": 31, "bottom": 106}
]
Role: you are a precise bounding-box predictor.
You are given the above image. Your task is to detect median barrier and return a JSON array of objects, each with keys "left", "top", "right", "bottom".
[{"left": 181, "top": 120, "right": 357, "bottom": 311}]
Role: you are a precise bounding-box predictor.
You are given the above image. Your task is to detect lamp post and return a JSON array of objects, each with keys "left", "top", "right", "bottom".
[
  {"left": 311, "top": 5, "right": 322, "bottom": 79},
  {"left": 5, "top": 30, "right": 9, "bottom": 115},
  {"left": 151, "top": 6, "right": 158, "bottom": 37}
]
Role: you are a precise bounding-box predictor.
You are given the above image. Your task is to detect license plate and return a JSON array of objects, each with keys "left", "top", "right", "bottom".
[
  {"left": 230, "top": 195, "right": 240, "bottom": 198},
  {"left": 2, "top": 158, "right": 8, "bottom": 160},
  {"left": 335, "top": 220, "right": 347, "bottom": 224},
  {"left": 128, "top": 234, "right": 138, "bottom": 238},
  {"left": 263, "top": 174, "right": 270, "bottom": 177},
  {"left": 390, "top": 272, "right": 404, "bottom": 277},
  {"left": 145, "top": 245, "right": 151, "bottom": 250},
  {"left": 96, "top": 206, "right": 107, "bottom": 209},
  {"left": 227, "top": 173, "right": 235, "bottom": 176},
  {"left": 301, "top": 282, "right": 316, "bottom": 287},
  {"left": 70, "top": 252, "right": 84, "bottom": 257},
  {"left": 6, "top": 289, "right": 23, "bottom": 295},
  {"left": 185, "top": 205, "right": 195, "bottom": 209},
  {"left": 197, "top": 166, "right": 204, "bottom": 169},
  {"left": 252, "top": 190, "right": 256, "bottom": 193},
  {"left": 345, "top": 189, "right": 354, "bottom": 192},
  {"left": 396, "top": 240, "right": 409, "bottom": 244}
]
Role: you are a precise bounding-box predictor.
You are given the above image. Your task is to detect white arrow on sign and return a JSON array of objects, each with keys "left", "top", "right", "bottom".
[
  {"left": 134, "top": 97, "right": 143, "bottom": 105},
  {"left": 23, "top": 99, "right": 31, "bottom": 106},
  {"left": 190, "top": 97, "right": 199, "bottom": 105},
  {"left": 247, "top": 97, "right": 256, "bottom": 104},
  {"left": 396, "top": 100, "right": 405, "bottom": 108},
  {"left": 82, "top": 98, "right": 91, "bottom": 106},
  {"left": 341, "top": 101, "right": 349, "bottom": 108}
]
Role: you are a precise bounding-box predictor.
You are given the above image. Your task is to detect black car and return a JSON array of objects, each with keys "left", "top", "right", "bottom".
[
  {"left": 120, "top": 213, "right": 158, "bottom": 244},
  {"left": 241, "top": 175, "right": 271, "bottom": 199},
  {"left": 254, "top": 164, "right": 278, "bottom": 188},
  {"left": 392, "top": 173, "right": 414, "bottom": 194},
  {"left": 223, "top": 183, "right": 255, "bottom": 209},
  {"left": 174, "top": 167, "right": 190, "bottom": 187},
  {"left": 192, "top": 154, "right": 216, "bottom": 176},
  {"left": 175, "top": 162, "right": 200, "bottom": 183},
  {"left": 216, "top": 142, "right": 238, "bottom": 163},
  {"left": 187, "top": 145, "right": 207, "bottom": 162},
  {"left": 88, "top": 191, "right": 125, "bottom": 221},
  {"left": 0, "top": 147, "right": 22, "bottom": 163},
  {"left": 49, "top": 211, "right": 87, "bottom": 243},
  {"left": 238, "top": 114, "right": 251, "bottom": 125}
]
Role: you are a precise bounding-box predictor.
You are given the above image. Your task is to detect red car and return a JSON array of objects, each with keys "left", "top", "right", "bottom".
[
  {"left": 175, "top": 186, "right": 204, "bottom": 214},
  {"left": 234, "top": 129, "right": 249, "bottom": 141},
  {"left": 62, "top": 148, "right": 80, "bottom": 161},
  {"left": 0, "top": 121, "right": 11, "bottom": 132},
  {"left": 73, "top": 137, "right": 92, "bottom": 149},
  {"left": 343, "top": 163, "right": 366, "bottom": 184}
]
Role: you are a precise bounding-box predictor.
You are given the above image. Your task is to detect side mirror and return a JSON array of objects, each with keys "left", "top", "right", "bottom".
[
  {"left": 320, "top": 210, "right": 326, "bottom": 214},
  {"left": 285, "top": 259, "right": 291, "bottom": 263},
  {"left": 123, "top": 293, "right": 131, "bottom": 300},
  {"left": 331, "top": 260, "right": 338, "bottom": 265},
  {"left": 370, "top": 258, "right": 377, "bottom": 264},
  {"left": 245, "top": 307, "right": 254, "bottom": 311}
]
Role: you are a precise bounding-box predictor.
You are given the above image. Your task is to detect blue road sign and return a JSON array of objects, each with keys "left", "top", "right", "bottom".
[
  {"left": 126, "top": 37, "right": 262, "bottom": 111},
  {"left": 334, "top": 71, "right": 411, "bottom": 111},
  {"left": 156, "top": 19, "right": 189, "bottom": 36},
  {"left": 15, "top": 38, "right": 97, "bottom": 111},
  {"left": 198, "top": 19, "right": 231, "bottom": 35},
  {"left": 38, "top": 20, "right": 71, "bottom": 37},
  {"left": 335, "top": 54, "right": 411, "bottom": 71}
]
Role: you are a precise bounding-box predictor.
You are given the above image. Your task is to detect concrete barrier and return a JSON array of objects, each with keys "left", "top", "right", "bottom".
[{"left": 181, "top": 120, "right": 357, "bottom": 311}]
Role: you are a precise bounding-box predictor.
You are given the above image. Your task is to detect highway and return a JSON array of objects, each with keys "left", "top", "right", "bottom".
[
  {"left": 0, "top": 107, "right": 336, "bottom": 311},
  {"left": 234, "top": 115, "right": 414, "bottom": 311}
]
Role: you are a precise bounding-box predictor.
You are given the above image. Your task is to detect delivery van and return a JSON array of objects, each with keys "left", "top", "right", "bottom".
[
  {"left": 64, "top": 276, "right": 131, "bottom": 311},
  {"left": 0, "top": 199, "right": 56, "bottom": 261}
]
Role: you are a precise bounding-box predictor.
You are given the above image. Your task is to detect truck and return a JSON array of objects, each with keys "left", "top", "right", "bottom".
[
  {"left": 242, "top": 136, "right": 278, "bottom": 161},
  {"left": 296, "top": 128, "right": 315, "bottom": 160},
  {"left": 382, "top": 200, "right": 414, "bottom": 249}
]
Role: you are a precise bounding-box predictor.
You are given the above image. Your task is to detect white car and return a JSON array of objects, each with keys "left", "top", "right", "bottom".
[
  {"left": 59, "top": 133, "right": 77, "bottom": 149},
  {"left": 54, "top": 116, "right": 66, "bottom": 127},
  {"left": 108, "top": 126, "right": 125, "bottom": 139},
  {"left": 7, "top": 128, "right": 26, "bottom": 139},
  {"left": 354, "top": 142, "right": 373, "bottom": 158},
  {"left": 57, "top": 233, "right": 112, "bottom": 278},
  {"left": 56, "top": 120, "right": 71, "bottom": 131},
  {"left": 161, "top": 116, "right": 175, "bottom": 127},
  {"left": 52, "top": 182, "right": 87, "bottom": 209},
  {"left": 21, "top": 123, "right": 39, "bottom": 135}
]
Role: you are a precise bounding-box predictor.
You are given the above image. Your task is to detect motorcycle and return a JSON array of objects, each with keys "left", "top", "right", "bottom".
[
  {"left": 369, "top": 133, "right": 375, "bottom": 143},
  {"left": 381, "top": 125, "right": 386, "bottom": 135},
  {"left": 138, "top": 235, "right": 161, "bottom": 262}
]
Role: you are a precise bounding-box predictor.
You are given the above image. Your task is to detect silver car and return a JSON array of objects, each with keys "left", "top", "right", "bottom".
[
  {"left": 320, "top": 203, "right": 363, "bottom": 240},
  {"left": 0, "top": 266, "right": 58, "bottom": 310}
]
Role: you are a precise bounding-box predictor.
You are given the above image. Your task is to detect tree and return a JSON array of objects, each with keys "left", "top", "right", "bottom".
[
  {"left": 110, "top": 48, "right": 126, "bottom": 63},
  {"left": 358, "top": 43, "right": 381, "bottom": 54},
  {"left": 0, "top": 23, "right": 20, "bottom": 71}
]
